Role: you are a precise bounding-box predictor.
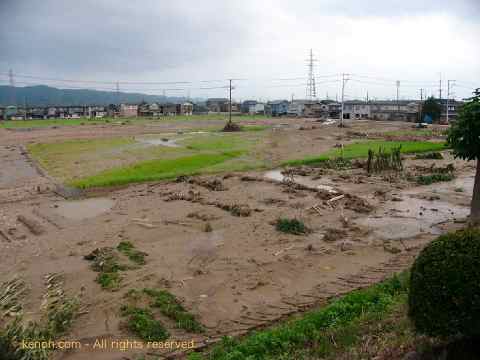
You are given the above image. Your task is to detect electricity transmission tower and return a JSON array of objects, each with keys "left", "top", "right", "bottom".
[{"left": 306, "top": 49, "right": 317, "bottom": 101}]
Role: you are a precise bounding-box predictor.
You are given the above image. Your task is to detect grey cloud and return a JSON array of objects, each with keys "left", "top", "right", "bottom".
[{"left": 0, "top": 0, "right": 256, "bottom": 77}]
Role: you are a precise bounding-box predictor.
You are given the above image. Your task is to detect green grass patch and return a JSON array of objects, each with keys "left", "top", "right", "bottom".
[
  {"left": 241, "top": 125, "right": 271, "bottom": 132},
  {"left": 417, "top": 173, "right": 455, "bottom": 185},
  {"left": 70, "top": 151, "right": 243, "bottom": 188},
  {"left": 284, "top": 141, "right": 447, "bottom": 167},
  {"left": 275, "top": 218, "right": 310, "bottom": 235},
  {"left": 188, "top": 273, "right": 409, "bottom": 360},
  {"left": 120, "top": 306, "right": 169, "bottom": 342},
  {"left": 143, "top": 289, "right": 204, "bottom": 333},
  {"left": 117, "top": 241, "right": 147, "bottom": 265},
  {"left": 84, "top": 243, "right": 146, "bottom": 290}
]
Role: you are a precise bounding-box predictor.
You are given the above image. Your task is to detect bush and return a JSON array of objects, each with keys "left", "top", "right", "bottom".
[{"left": 409, "top": 228, "right": 480, "bottom": 338}]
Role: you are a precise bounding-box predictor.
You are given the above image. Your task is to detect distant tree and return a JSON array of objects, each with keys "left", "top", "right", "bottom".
[
  {"left": 447, "top": 90, "right": 480, "bottom": 224},
  {"left": 421, "top": 97, "right": 442, "bottom": 123}
]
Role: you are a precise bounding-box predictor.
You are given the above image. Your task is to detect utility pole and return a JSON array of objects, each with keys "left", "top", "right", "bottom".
[
  {"left": 229, "top": 79, "right": 232, "bottom": 124},
  {"left": 439, "top": 73, "right": 442, "bottom": 100},
  {"left": 419, "top": 88, "right": 424, "bottom": 101},
  {"left": 24, "top": 97, "right": 27, "bottom": 121},
  {"left": 8, "top": 69, "right": 15, "bottom": 106},
  {"left": 340, "top": 73, "right": 350, "bottom": 127},
  {"left": 116, "top": 82, "right": 120, "bottom": 105},
  {"left": 396, "top": 80, "right": 400, "bottom": 117},
  {"left": 446, "top": 80, "right": 455, "bottom": 124},
  {"left": 306, "top": 49, "right": 317, "bottom": 102}
]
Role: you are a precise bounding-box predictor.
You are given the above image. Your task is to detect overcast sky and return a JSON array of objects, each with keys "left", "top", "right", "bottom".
[{"left": 0, "top": 0, "right": 479, "bottom": 101}]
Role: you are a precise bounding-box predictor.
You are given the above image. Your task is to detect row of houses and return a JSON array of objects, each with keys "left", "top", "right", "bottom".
[
  {"left": 0, "top": 98, "right": 463, "bottom": 122},
  {"left": 0, "top": 102, "right": 194, "bottom": 120},
  {"left": 206, "top": 98, "right": 339, "bottom": 118},
  {"left": 343, "top": 99, "right": 462, "bottom": 122}
]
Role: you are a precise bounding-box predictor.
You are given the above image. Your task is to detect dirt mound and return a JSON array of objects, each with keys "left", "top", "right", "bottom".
[{"left": 222, "top": 121, "right": 242, "bottom": 132}]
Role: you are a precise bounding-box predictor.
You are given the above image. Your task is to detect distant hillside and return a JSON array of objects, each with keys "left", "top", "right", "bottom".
[{"left": 0, "top": 85, "right": 191, "bottom": 106}]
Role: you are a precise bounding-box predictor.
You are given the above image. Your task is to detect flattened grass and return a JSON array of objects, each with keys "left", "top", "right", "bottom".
[
  {"left": 70, "top": 151, "right": 243, "bottom": 188},
  {"left": 284, "top": 140, "right": 447, "bottom": 167}
]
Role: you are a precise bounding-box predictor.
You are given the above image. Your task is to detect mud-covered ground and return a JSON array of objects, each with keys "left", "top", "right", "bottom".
[{"left": 0, "top": 118, "right": 474, "bottom": 359}]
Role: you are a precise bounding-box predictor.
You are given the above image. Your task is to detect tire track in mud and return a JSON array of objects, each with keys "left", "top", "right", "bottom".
[{"left": 161, "top": 248, "right": 422, "bottom": 359}]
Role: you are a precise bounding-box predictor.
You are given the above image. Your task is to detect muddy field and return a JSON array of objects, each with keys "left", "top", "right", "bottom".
[{"left": 0, "top": 117, "right": 474, "bottom": 359}]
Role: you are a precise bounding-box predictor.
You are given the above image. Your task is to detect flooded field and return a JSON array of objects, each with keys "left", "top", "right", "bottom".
[{"left": 0, "top": 118, "right": 473, "bottom": 359}]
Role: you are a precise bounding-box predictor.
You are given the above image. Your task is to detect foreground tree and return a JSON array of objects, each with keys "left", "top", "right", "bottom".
[
  {"left": 421, "top": 97, "right": 442, "bottom": 123},
  {"left": 447, "top": 90, "right": 480, "bottom": 223}
]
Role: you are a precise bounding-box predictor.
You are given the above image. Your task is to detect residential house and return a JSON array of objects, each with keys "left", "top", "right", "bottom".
[
  {"left": 206, "top": 98, "right": 229, "bottom": 113},
  {"left": 29, "top": 107, "right": 47, "bottom": 119},
  {"left": 178, "top": 102, "right": 193, "bottom": 116},
  {"left": 370, "top": 101, "right": 420, "bottom": 122},
  {"left": 287, "top": 100, "right": 308, "bottom": 117},
  {"left": 107, "top": 104, "right": 120, "bottom": 117},
  {"left": 160, "top": 103, "right": 177, "bottom": 116},
  {"left": 343, "top": 101, "right": 371, "bottom": 120},
  {"left": 342, "top": 100, "right": 420, "bottom": 121},
  {"left": 67, "top": 106, "right": 87, "bottom": 118},
  {"left": 193, "top": 102, "right": 208, "bottom": 114},
  {"left": 327, "top": 102, "right": 342, "bottom": 119},
  {"left": 89, "top": 106, "right": 107, "bottom": 118},
  {"left": 267, "top": 100, "right": 289, "bottom": 116},
  {"left": 241, "top": 100, "right": 264, "bottom": 115},
  {"left": 46, "top": 107, "right": 57, "bottom": 119},
  {"left": 438, "top": 99, "right": 463, "bottom": 123},
  {"left": 119, "top": 104, "right": 138, "bottom": 117}
]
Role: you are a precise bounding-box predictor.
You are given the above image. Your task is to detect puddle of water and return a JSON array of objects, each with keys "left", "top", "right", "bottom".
[
  {"left": 357, "top": 196, "right": 469, "bottom": 240},
  {"left": 54, "top": 198, "right": 115, "bottom": 220},
  {"left": 136, "top": 137, "right": 181, "bottom": 148},
  {"left": 264, "top": 170, "right": 338, "bottom": 193}
]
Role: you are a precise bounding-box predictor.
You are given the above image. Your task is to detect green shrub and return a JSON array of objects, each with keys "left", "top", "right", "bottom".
[
  {"left": 275, "top": 218, "right": 309, "bottom": 235},
  {"left": 409, "top": 228, "right": 480, "bottom": 338}
]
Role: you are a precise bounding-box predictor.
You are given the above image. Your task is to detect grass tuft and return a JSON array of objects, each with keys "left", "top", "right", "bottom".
[
  {"left": 121, "top": 305, "right": 169, "bottom": 341},
  {"left": 117, "top": 241, "right": 147, "bottom": 265},
  {"left": 143, "top": 289, "right": 204, "bottom": 333},
  {"left": 275, "top": 218, "right": 310, "bottom": 235}
]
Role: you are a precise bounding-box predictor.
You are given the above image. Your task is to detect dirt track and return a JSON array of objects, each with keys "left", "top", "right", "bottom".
[{"left": 0, "top": 118, "right": 474, "bottom": 359}]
